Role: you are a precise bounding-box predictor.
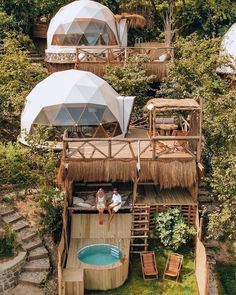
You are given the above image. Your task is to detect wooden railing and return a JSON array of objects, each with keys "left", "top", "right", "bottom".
[
  {"left": 62, "top": 131, "right": 201, "bottom": 162},
  {"left": 76, "top": 45, "right": 174, "bottom": 63}
]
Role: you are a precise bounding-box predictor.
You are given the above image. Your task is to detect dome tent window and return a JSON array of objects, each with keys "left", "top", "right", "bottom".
[
  {"left": 47, "top": 0, "right": 120, "bottom": 49},
  {"left": 52, "top": 20, "right": 117, "bottom": 46}
]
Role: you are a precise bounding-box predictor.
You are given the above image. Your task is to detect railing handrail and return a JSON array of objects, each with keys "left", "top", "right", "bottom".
[
  {"left": 76, "top": 45, "right": 174, "bottom": 50},
  {"left": 63, "top": 135, "right": 201, "bottom": 143}
]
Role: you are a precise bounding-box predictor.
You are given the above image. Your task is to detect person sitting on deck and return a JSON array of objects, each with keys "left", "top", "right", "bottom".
[
  {"left": 108, "top": 188, "right": 122, "bottom": 223},
  {"left": 96, "top": 188, "right": 106, "bottom": 225}
]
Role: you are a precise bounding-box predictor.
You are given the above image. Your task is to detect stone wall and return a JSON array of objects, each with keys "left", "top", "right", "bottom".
[{"left": 0, "top": 251, "right": 26, "bottom": 293}]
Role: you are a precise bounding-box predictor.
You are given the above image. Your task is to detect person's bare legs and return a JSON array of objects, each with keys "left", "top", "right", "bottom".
[
  {"left": 109, "top": 211, "right": 115, "bottom": 223},
  {"left": 108, "top": 205, "right": 112, "bottom": 216}
]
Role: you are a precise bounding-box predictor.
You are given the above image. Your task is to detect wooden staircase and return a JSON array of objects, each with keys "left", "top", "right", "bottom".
[{"left": 130, "top": 204, "right": 150, "bottom": 254}]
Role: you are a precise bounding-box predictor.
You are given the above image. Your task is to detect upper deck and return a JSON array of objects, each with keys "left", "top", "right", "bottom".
[
  {"left": 45, "top": 43, "right": 173, "bottom": 81},
  {"left": 57, "top": 98, "right": 202, "bottom": 193}
]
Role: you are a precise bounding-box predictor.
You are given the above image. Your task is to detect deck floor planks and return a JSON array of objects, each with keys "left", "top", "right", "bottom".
[{"left": 137, "top": 185, "right": 196, "bottom": 205}]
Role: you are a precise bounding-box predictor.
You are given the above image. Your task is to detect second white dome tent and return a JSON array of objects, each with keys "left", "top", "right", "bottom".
[{"left": 20, "top": 70, "right": 135, "bottom": 144}]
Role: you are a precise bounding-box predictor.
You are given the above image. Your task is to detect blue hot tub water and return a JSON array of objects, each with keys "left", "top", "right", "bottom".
[{"left": 78, "top": 244, "right": 122, "bottom": 266}]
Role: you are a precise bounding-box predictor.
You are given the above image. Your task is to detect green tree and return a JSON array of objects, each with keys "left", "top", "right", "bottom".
[
  {"left": 0, "top": 33, "right": 47, "bottom": 141},
  {"left": 0, "top": 0, "right": 36, "bottom": 32},
  {"left": 104, "top": 56, "right": 155, "bottom": 112},
  {"left": 157, "top": 34, "right": 236, "bottom": 240}
]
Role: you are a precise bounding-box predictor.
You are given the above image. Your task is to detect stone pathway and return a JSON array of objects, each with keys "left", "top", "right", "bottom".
[{"left": 0, "top": 206, "right": 51, "bottom": 289}]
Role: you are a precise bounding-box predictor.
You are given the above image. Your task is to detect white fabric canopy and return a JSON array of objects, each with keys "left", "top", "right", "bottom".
[
  {"left": 20, "top": 70, "right": 134, "bottom": 139},
  {"left": 218, "top": 23, "right": 236, "bottom": 74},
  {"left": 47, "top": 0, "right": 119, "bottom": 49}
]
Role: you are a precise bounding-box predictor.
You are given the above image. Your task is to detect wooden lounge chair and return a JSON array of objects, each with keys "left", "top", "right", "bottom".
[
  {"left": 140, "top": 251, "right": 158, "bottom": 281},
  {"left": 163, "top": 253, "right": 183, "bottom": 282}
]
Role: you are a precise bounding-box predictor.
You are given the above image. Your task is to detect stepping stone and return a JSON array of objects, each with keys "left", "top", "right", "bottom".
[
  {"left": 12, "top": 220, "right": 29, "bottom": 232},
  {"left": 17, "top": 227, "right": 37, "bottom": 242},
  {"left": 24, "top": 258, "right": 50, "bottom": 272},
  {"left": 2, "top": 212, "right": 23, "bottom": 224},
  {"left": 22, "top": 237, "right": 43, "bottom": 251},
  {"left": 28, "top": 246, "right": 48, "bottom": 261},
  {"left": 18, "top": 271, "right": 48, "bottom": 286},
  {"left": 0, "top": 208, "right": 15, "bottom": 217}
]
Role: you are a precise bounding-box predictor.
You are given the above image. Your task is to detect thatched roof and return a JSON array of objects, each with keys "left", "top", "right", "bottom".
[
  {"left": 144, "top": 98, "right": 201, "bottom": 111},
  {"left": 57, "top": 158, "right": 197, "bottom": 190},
  {"left": 115, "top": 13, "right": 146, "bottom": 28}
]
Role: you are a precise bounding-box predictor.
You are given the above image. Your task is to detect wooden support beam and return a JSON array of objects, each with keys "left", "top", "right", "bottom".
[{"left": 132, "top": 177, "right": 139, "bottom": 206}]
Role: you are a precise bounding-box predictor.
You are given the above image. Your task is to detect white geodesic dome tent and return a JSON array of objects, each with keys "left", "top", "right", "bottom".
[
  {"left": 217, "top": 23, "right": 236, "bottom": 74},
  {"left": 47, "top": 0, "right": 120, "bottom": 50},
  {"left": 20, "top": 70, "right": 134, "bottom": 143}
]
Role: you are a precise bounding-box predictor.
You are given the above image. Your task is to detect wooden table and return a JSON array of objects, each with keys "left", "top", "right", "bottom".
[{"left": 159, "top": 124, "right": 178, "bottom": 136}]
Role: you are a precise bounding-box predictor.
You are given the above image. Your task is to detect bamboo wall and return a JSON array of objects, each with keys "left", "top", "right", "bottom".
[{"left": 47, "top": 61, "right": 168, "bottom": 81}]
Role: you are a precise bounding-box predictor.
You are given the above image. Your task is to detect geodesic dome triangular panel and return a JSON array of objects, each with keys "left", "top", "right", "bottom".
[
  {"left": 47, "top": 0, "right": 119, "bottom": 48},
  {"left": 21, "top": 70, "right": 128, "bottom": 135},
  {"left": 218, "top": 23, "right": 236, "bottom": 74}
]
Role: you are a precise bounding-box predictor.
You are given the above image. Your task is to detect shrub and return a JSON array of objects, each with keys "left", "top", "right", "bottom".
[
  {"left": 153, "top": 208, "right": 196, "bottom": 250},
  {"left": 38, "top": 187, "right": 64, "bottom": 244},
  {"left": 0, "top": 225, "right": 16, "bottom": 257},
  {"left": 104, "top": 55, "right": 155, "bottom": 111}
]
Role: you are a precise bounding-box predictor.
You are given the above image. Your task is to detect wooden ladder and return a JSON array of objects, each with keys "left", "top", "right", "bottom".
[{"left": 130, "top": 204, "right": 150, "bottom": 254}]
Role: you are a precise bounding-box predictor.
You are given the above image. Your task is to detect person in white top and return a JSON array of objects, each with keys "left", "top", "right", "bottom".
[{"left": 108, "top": 188, "right": 122, "bottom": 223}]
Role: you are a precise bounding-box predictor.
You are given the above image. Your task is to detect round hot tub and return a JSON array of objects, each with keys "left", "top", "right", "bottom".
[
  {"left": 77, "top": 243, "right": 129, "bottom": 290},
  {"left": 78, "top": 244, "right": 122, "bottom": 266}
]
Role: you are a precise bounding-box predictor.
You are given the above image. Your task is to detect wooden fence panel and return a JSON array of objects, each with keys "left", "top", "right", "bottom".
[{"left": 195, "top": 211, "right": 209, "bottom": 295}]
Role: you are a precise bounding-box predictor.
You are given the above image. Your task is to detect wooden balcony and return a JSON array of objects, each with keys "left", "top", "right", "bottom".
[
  {"left": 46, "top": 44, "right": 173, "bottom": 81},
  {"left": 57, "top": 129, "right": 200, "bottom": 195}
]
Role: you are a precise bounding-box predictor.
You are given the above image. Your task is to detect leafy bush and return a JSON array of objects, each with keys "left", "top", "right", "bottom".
[
  {"left": 39, "top": 187, "right": 64, "bottom": 243},
  {"left": 0, "top": 143, "right": 57, "bottom": 189},
  {"left": 153, "top": 208, "right": 196, "bottom": 250},
  {"left": 104, "top": 56, "right": 155, "bottom": 110},
  {"left": 0, "top": 33, "right": 47, "bottom": 141},
  {"left": 0, "top": 225, "right": 16, "bottom": 257}
]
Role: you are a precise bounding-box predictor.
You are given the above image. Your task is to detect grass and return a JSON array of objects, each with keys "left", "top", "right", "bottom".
[
  {"left": 85, "top": 245, "right": 198, "bottom": 295},
  {"left": 217, "top": 264, "right": 236, "bottom": 295}
]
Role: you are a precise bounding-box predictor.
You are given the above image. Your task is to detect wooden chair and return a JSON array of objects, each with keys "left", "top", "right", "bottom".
[
  {"left": 163, "top": 253, "right": 183, "bottom": 282},
  {"left": 140, "top": 251, "right": 158, "bottom": 281}
]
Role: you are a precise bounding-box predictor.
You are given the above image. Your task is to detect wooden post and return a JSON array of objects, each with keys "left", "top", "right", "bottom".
[
  {"left": 108, "top": 140, "right": 112, "bottom": 158},
  {"left": 153, "top": 110, "right": 156, "bottom": 137},
  {"left": 152, "top": 139, "right": 156, "bottom": 160},
  {"left": 124, "top": 47, "right": 127, "bottom": 64},
  {"left": 149, "top": 111, "right": 152, "bottom": 136},
  {"left": 132, "top": 177, "right": 139, "bottom": 206}
]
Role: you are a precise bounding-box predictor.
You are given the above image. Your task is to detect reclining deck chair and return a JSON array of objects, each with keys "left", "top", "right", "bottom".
[
  {"left": 140, "top": 251, "right": 158, "bottom": 281},
  {"left": 163, "top": 253, "right": 183, "bottom": 282}
]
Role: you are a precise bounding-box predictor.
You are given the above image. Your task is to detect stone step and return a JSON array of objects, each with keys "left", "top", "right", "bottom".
[
  {"left": 12, "top": 220, "right": 29, "bottom": 232},
  {"left": 0, "top": 208, "right": 15, "bottom": 217},
  {"left": 22, "top": 237, "right": 43, "bottom": 251},
  {"left": 17, "top": 228, "right": 37, "bottom": 242},
  {"left": 199, "top": 190, "right": 210, "bottom": 196},
  {"left": 24, "top": 258, "right": 50, "bottom": 272},
  {"left": 28, "top": 246, "right": 48, "bottom": 261},
  {"left": 18, "top": 271, "right": 48, "bottom": 286},
  {"left": 2, "top": 212, "right": 23, "bottom": 224}
]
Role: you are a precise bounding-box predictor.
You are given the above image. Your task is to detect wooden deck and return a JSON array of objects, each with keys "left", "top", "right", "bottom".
[
  {"left": 137, "top": 185, "right": 196, "bottom": 205},
  {"left": 63, "top": 134, "right": 197, "bottom": 161},
  {"left": 66, "top": 214, "right": 131, "bottom": 290}
]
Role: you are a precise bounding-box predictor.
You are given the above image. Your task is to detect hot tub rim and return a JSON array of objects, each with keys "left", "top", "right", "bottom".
[{"left": 77, "top": 243, "right": 124, "bottom": 269}]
